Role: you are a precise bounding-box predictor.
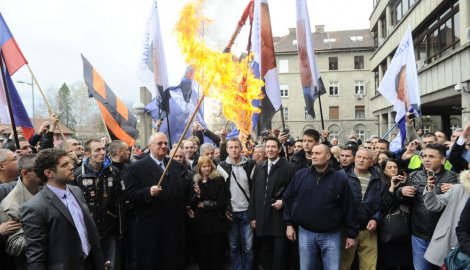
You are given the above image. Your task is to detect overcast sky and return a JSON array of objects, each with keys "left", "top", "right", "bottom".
[{"left": 1, "top": 0, "right": 372, "bottom": 115}]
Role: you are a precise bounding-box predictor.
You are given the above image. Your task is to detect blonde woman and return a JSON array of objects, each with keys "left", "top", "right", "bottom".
[{"left": 190, "top": 156, "right": 227, "bottom": 270}]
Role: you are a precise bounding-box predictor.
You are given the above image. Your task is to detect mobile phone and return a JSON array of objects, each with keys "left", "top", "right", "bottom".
[
  {"left": 399, "top": 169, "right": 407, "bottom": 177},
  {"left": 427, "top": 170, "right": 435, "bottom": 178}
]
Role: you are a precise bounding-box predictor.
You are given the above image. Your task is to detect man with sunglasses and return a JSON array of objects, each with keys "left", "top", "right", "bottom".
[{"left": 125, "top": 132, "right": 187, "bottom": 270}]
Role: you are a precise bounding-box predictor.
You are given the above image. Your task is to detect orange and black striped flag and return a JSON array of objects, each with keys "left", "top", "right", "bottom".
[{"left": 81, "top": 55, "right": 138, "bottom": 146}]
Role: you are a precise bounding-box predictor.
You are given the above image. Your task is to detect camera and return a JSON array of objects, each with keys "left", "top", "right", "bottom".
[{"left": 260, "top": 130, "right": 270, "bottom": 137}]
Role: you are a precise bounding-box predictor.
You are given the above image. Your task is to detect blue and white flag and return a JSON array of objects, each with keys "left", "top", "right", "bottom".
[
  {"left": 137, "top": 1, "right": 169, "bottom": 116},
  {"left": 145, "top": 76, "right": 207, "bottom": 145},
  {"left": 378, "top": 26, "right": 421, "bottom": 146},
  {"left": 295, "top": 0, "right": 325, "bottom": 118}
]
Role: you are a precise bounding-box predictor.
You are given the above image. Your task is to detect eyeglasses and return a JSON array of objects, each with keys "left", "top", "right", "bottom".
[{"left": 151, "top": 141, "right": 168, "bottom": 146}]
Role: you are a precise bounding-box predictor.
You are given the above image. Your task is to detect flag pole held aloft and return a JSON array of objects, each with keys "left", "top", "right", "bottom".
[
  {"left": 26, "top": 64, "right": 66, "bottom": 140},
  {"left": 0, "top": 53, "right": 20, "bottom": 149}
]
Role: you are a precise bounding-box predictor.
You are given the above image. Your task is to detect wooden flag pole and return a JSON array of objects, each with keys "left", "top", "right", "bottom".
[
  {"left": 26, "top": 64, "right": 66, "bottom": 140},
  {"left": 94, "top": 100, "right": 113, "bottom": 141},
  {"left": 156, "top": 94, "right": 205, "bottom": 187}
]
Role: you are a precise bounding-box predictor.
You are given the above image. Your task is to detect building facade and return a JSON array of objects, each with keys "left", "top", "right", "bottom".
[
  {"left": 273, "top": 26, "right": 377, "bottom": 143},
  {"left": 370, "top": 0, "right": 470, "bottom": 138}
]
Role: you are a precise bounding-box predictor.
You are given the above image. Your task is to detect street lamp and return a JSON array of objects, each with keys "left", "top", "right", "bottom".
[{"left": 16, "top": 76, "right": 35, "bottom": 123}]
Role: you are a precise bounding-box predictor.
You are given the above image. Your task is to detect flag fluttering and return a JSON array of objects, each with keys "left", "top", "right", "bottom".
[
  {"left": 0, "top": 12, "right": 34, "bottom": 140},
  {"left": 251, "top": 0, "right": 282, "bottom": 130},
  {"left": 82, "top": 55, "right": 139, "bottom": 146},
  {"left": 378, "top": 26, "right": 421, "bottom": 145},
  {"left": 0, "top": 13, "right": 28, "bottom": 75},
  {"left": 0, "top": 68, "right": 35, "bottom": 140},
  {"left": 145, "top": 67, "right": 208, "bottom": 144},
  {"left": 137, "top": 1, "right": 169, "bottom": 117},
  {"left": 295, "top": 0, "right": 326, "bottom": 118},
  {"left": 175, "top": 0, "right": 264, "bottom": 141}
]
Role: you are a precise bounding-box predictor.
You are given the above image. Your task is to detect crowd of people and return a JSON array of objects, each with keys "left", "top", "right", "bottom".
[{"left": 0, "top": 113, "right": 469, "bottom": 270}]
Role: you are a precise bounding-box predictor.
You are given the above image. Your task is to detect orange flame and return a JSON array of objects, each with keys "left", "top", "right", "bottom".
[{"left": 175, "top": 0, "right": 264, "bottom": 141}]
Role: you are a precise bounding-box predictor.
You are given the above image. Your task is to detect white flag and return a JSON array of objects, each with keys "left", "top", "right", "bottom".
[
  {"left": 136, "top": 1, "right": 169, "bottom": 102},
  {"left": 295, "top": 0, "right": 325, "bottom": 118},
  {"left": 252, "top": 0, "right": 282, "bottom": 129},
  {"left": 0, "top": 74, "right": 12, "bottom": 124},
  {"left": 378, "top": 26, "right": 421, "bottom": 123},
  {"left": 378, "top": 26, "right": 420, "bottom": 145}
]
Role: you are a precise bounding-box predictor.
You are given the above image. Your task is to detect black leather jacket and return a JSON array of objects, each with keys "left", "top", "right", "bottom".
[{"left": 398, "top": 168, "right": 458, "bottom": 240}]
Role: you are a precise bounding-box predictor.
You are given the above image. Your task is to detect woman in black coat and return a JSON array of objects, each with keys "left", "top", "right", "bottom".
[
  {"left": 457, "top": 172, "right": 470, "bottom": 257},
  {"left": 379, "top": 159, "right": 414, "bottom": 270},
  {"left": 190, "top": 156, "right": 227, "bottom": 270}
]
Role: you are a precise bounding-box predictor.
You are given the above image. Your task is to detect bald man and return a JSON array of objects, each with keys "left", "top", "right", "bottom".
[{"left": 283, "top": 144, "right": 357, "bottom": 269}]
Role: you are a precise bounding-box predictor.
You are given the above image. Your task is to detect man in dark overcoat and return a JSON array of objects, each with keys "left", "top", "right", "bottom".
[
  {"left": 248, "top": 137, "right": 296, "bottom": 270},
  {"left": 124, "top": 132, "right": 187, "bottom": 270}
]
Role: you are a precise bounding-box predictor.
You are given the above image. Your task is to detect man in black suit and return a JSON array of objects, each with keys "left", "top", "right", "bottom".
[
  {"left": 124, "top": 132, "right": 187, "bottom": 270},
  {"left": 21, "top": 148, "right": 105, "bottom": 270},
  {"left": 249, "top": 137, "right": 296, "bottom": 270}
]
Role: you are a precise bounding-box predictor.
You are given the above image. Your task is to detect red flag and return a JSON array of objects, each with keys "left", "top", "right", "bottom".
[{"left": 0, "top": 13, "right": 28, "bottom": 75}]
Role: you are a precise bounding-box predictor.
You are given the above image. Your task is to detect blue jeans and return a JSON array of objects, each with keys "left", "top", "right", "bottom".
[
  {"left": 299, "top": 226, "right": 341, "bottom": 270},
  {"left": 227, "top": 211, "right": 254, "bottom": 270},
  {"left": 411, "top": 235, "right": 434, "bottom": 270}
]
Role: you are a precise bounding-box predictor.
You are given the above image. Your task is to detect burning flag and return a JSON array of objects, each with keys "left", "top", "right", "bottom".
[{"left": 175, "top": 0, "right": 264, "bottom": 141}]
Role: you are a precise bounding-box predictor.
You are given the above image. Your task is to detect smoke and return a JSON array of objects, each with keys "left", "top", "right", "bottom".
[{"left": 201, "top": 0, "right": 251, "bottom": 56}]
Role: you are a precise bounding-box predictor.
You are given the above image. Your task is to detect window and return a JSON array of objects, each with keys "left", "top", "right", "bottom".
[
  {"left": 304, "top": 107, "right": 313, "bottom": 120},
  {"left": 396, "top": 3, "right": 403, "bottom": 22},
  {"left": 329, "top": 57, "right": 338, "bottom": 70},
  {"left": 280, "top": 84, "right": 289, "bottom": 97},
  {"left": 355, "top": 124, "right": 367, "bottom": 142},
  {"left": 328, "top": 125, "right": 340, "bottom": 141},
  {"left": 350, "top": 36, "right": 364, "bottom": 42},
  {"left": 354, "top": 56, "right": 364, "bottom": 69},
  {"left": 380, "top": 17, "right": 387, "bottom": 38},
  {"left": 381, "top": 61, "right": 388, "bottom": 75},
  {"left": 357, "top": 130, "right": 366, "bottom": 142},
  {"left": 427, "top": 12, "right": 460, "bottom": 63},
  {"left": 423, "top": 126, "right": 431, "bottom": 134},
  {"left": 450, "top": 118, "right": 461, "bottom": 132},
  {"left": 329, "top": 81, "right": 339, "bottom": 96},
  {"left": 414, "top": 3, "right": 459, "bottom": 64},
  {"left": 354, "top": 81, "right": 365, "bottom": 96},
  {"left": 279, "top": 59, "right": 289, "bottom": 73},
  {"left": 402, "top": 0, "right": 409, "bottom": 14},
  {"left": 323, "top": 38, "right": 336, "bottom": 43},
  {"left": 329, "top": 106, "right": 339, "bottom": 120},
  {"left": 283, "top": 107, "right": 289, "bottom": 120},
  {"left": 374, "top": 70, "right": 379, "bottom": 95},
  {"left": 329, "top": 131, "right": 339, "bottom": 141},
  {"left": 355, "top": 106, "right": 365, "bottom": 119}
]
